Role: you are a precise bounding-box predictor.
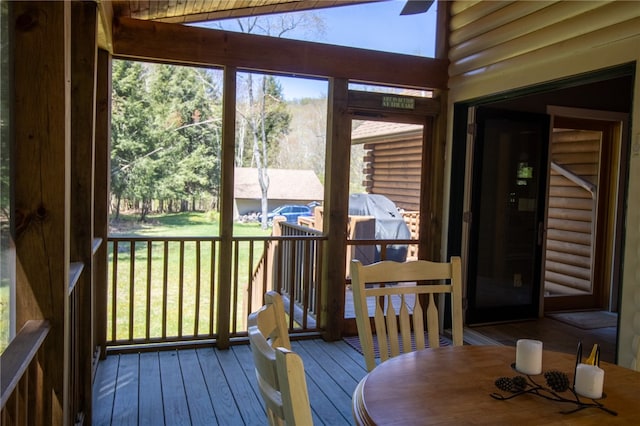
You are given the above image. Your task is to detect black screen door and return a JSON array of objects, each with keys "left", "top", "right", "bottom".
[{"left": 466, "top": 108, "right": 549, "bottom": 324}]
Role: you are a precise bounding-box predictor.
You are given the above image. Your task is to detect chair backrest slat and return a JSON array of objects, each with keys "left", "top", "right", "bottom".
[
  {"left": 248, "top": 291, "right": 313, "bottom": 425},
  {"left": 351, "top": 257, "right": 464, "bottom": 372}
]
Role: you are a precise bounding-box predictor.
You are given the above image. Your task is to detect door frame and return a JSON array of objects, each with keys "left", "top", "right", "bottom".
[
  {"left": 339, "top": 90, "right": 441, "bottom": 336},
  {"left": 543, "top": 106, "right": 629, "bottom": 313},
  {"left": 447, "top": 64, "right": 634, "bottom": 325}
]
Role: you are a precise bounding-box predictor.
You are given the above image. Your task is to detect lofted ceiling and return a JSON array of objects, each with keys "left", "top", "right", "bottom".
[
  {"left": 109, "top": 0, "right": 378, "bottom": 24},
  {"left": 100, "top": 0, "right": 381, "bottom": 52}
]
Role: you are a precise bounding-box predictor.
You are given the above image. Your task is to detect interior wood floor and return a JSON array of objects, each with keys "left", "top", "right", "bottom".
[{"left": 468, "top": 316, "right": 618, "bottom": 364}]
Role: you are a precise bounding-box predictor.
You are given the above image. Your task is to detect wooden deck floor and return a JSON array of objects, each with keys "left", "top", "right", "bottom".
[
  {"left": 93, "top": 339, "right": 367, "bottom": 426},
  {"left": 93, "top": 315, "right": 618, "bottom": 425}
]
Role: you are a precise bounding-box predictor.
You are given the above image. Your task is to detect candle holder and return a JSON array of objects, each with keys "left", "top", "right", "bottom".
[{"left": 489, "top": 364, "right": 617, "bottom": 416}]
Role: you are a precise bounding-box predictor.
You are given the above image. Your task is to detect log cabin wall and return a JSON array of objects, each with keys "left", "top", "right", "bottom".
[
  {"left": 445, "top": 1, "right": 640, "bottom": 369},
  {"left": 353, "top": 120, "right": 424, "bottom": 212},
  {"left": 363, "top": 134, "right": 423, "bottom": 212},
  {"left": 544, "top": 129, "right": 600, "bottom": 296}
]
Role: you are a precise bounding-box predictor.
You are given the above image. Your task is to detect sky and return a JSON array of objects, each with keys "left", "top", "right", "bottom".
[{"left": 196, "top": 1, "right": 438, "bottom": 100}]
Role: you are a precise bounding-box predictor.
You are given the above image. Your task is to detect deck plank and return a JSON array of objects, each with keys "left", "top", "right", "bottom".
[
  {"left": 92, "top": 354, "right": 118, "bottom": 425},
  {"left": 159, "top": 350, "right": 191, "bottom": 424},
  {"left": 215, "top": 346, "right": 265, "bottom": 424},
  {"left": 303, "top": 339, "right": 367, "bottom": 383},
  {"left": 196, "top": 347, "right": 243, "bottom": 424},
  {"left": 178, "top": 349, "right": 217, "bottom": 425},
  {"left": 292, "top": 341, "right": 355, "bottom": 424},
  {"left": 111, "top": 354, "right": 139, "bottom": 426},
  {"left": 139, "top": 352, "right": 164, "bottom": 426}
]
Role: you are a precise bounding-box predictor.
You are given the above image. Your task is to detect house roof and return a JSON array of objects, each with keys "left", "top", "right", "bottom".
[
  {"left": 351, "top": 121, "right": 423, "bottom": 144},
  {"left": 234, "top": 167, "right": 324, "bottom": 201}
]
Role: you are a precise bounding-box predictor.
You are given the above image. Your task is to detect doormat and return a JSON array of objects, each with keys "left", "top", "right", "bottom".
[
  {"left": 343, "top": 333, "right": 451, "bottom": 358},
  {"left": 547, "top": 311, "right": 617, "bottom": 330}
]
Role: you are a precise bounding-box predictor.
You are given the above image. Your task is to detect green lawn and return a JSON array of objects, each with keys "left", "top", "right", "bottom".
[
  {"left": 108, "top": 211, "right": 272, "bottom": 341},
  {"left": 111, "top": 210, "right": 271, "bottom": 237}
]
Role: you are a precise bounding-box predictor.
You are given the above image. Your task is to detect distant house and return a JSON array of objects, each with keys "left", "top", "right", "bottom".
[{"left": 234, "top": 167, "right": 324, "bottom": 218}]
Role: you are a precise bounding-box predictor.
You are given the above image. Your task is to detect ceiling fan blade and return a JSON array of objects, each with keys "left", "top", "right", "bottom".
[{"left": 400, "top": 0, "right": 434, "bottom": 16}]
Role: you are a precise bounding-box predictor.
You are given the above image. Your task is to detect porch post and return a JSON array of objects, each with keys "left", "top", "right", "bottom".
[
  {"left": 94, "top": 48, "right": 111, "bottom": 360},
  {"left": 70, "top": 1, "right": 99, "bottom": 422},
  {"left": 216, "top": 65, "right": 237, "bottom": 349},
  {"left": 12, "top": 1, "right": 71, "bottom": 423},
  {"left": 321, "top": 78, "right": 351, "bottom": 341}
]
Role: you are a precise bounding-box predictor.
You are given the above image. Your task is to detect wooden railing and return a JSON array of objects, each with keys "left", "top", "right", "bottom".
[
  {"left": 106, "top": 229, "right": 326, "bottom": 348},
  {"left": 105, "top": 223, "right": 418, "bottom": 350},
  {"left": 1, "top": 320, "right": 51, "bottom": 425},
  {"left": 266, "top": 221, "right": 324, "bottom": 330}
]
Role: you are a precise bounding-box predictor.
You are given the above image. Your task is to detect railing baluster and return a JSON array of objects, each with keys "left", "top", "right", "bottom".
[
  {"left": 314, "top": 238, "right": 324, "bottom": 324},
  {"left": 178, "top": 240, "right": 185, "bottom": 338},
  {"left": 288, "top": 239, "right": 297, "bottom": 329},
  {"left": 162, "top": 241, "right": 169, "bottom": 339},
  {"left": 146, "top": 241, "right": 152, "bottom": 340},
  {"left": 232, "top": 241, "right": 240, "bottom": 334},
  {"left": 262, "top": 240, "right": 269, "bottom": 298},
  {"left": 129, "top": 240, "right": 135, "bottom": 341},
  {"left": 111, "top": 241, "right": 118, "bottom": 342},
  {"left": 0, "top": 321, "right": 50, "bottom": 423},
  {"left": 194, "top": 240, "right": 201, "bottom": 336},
  {"left": 247, "top": 241, "right": 254, "bottom": 317},
  {"left": 17, "top": 356, "right": 26, "bottom": 424},
  {"left": 214, "top": 240, "right": 216, "bottom": 336},
  {"left": 301, "top": 240, "right": 311, "bottom": 329}
]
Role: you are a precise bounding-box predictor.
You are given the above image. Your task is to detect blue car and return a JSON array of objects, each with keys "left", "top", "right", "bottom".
[{"left": 266, "top": 204, "right": 312, "bottom": 225}]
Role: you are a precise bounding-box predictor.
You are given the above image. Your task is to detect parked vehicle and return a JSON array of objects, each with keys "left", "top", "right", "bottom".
[{"left": 265, "top": 204, "right": 312, "bottom": 225}]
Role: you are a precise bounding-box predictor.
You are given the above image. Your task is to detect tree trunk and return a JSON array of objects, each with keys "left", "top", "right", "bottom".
[
  {"left": 140, "top": 199, "right": 150, "bottom": 222},
  {"left": 115, "top": 195, "right": 121, "bottom": 221}
]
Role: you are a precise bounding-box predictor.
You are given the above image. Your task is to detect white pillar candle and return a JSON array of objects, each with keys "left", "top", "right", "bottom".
[
  {"left": 574, "top": 363, "right": 604, "bottom": 399},
  {"left": 515, "top": 339, "right": 543, "bottom": 375}
]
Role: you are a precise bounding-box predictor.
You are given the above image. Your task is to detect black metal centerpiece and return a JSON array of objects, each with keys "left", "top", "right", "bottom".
[{"left": 490, "top": 341, "right": 617, "bottom": 416}]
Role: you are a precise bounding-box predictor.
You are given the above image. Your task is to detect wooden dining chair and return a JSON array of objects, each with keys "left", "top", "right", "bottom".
[
  {"left": 248, "top": 291, "right": 313, "bottom": 425},
  {"left": 350, "top": 257, "right": 464, "bottom": 372}
]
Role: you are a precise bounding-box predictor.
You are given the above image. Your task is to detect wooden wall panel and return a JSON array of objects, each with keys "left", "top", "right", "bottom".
[
  {"left": 544, "top": 130, "right": 600, "bottom": 295},
  {"left": 447, "top": 2, "right": 640, "bottom": 94}
]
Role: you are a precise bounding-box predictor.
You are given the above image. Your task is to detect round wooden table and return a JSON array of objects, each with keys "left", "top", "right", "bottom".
[{"left": 352, "top": 345, "right": 640, "bottom": 425}]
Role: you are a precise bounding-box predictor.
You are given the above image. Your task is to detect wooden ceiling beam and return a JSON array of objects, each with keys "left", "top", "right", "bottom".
[
  {"left": 112, "top": 17, "right": 448, "bottom": 90},
  {"left": 97, "top": 0, "right": 114, "bottom": 52},
  {"left": 111, "top": 0, "right": 377, "bottom": 24}
]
